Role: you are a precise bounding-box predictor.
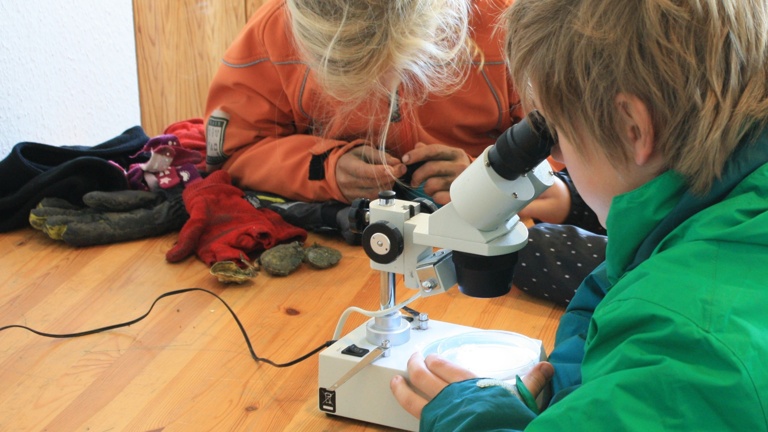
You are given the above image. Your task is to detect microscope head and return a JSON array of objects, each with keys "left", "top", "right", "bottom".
[{"left": 451, "top": 111, "right": 555, "bottom": 297}]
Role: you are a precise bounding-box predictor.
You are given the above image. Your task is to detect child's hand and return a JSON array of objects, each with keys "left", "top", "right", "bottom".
[
  {"left": 518, "top": 176, "right": 571, "bottom": 224},
  {"left": 390, "top": 353, "right": 476, "bottom": 418},
  {"left": 390, "top": 352, "right": 554, "bottom": 418},
  {"left": 336, "top": 146, "right": 406, "bottom": 202},
  {"left": 402, "top": 143, "right": 471, "bottom": 205}
]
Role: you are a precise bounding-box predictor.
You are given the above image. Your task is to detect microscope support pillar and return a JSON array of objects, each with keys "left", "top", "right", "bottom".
[{"left": 366, "top": 271, "right": 410, "bottom": 347}]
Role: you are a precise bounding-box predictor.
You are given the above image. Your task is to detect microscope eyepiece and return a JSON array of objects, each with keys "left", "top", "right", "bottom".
[{"left": 488, "top": 111, "right": 554, "bottom": 181}]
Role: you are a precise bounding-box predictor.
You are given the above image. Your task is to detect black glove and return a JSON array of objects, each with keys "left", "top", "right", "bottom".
[
  {"left": 244, "top": 191, "right": 360, "bottom": 245},
  {"left": 29, "top": 187, "right": 187, "bottom": 246}
]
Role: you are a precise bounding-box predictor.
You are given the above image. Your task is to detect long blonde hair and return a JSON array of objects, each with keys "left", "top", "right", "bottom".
[
  {"left": 287, "top": 0, "right": 475, "bottom": 105},
  {"left": 286, "top": 0, "right": 478, "bottom": 188},
  {"left": 505, "top": 0, "right": 768, "bottom": 194}
]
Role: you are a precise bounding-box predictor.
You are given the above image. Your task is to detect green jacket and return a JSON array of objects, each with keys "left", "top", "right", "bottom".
[{"left": 421, "top": 126, "right": 768, "bottom": 431}]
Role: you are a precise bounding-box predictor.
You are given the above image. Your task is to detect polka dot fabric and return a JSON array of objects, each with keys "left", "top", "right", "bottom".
[{"left": 512, "top": 223, "right": 607, "bottom": 306}]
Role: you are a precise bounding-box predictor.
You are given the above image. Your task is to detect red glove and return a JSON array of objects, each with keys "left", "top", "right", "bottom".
[{"left": 166, "top": 170, "right": 307, "bottom": 265}]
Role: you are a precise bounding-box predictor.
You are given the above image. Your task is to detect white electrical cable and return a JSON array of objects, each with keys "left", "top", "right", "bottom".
[{"left": 332, "top": 291, "right": 423, "bottom": 340}]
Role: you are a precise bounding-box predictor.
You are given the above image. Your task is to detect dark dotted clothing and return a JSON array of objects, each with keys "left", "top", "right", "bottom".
[
  {"left": 513, "top": 223, "right": 606, "bottom": 306},
  {"left": 514, "top": 170, "right": 607, "bottom": 306}
]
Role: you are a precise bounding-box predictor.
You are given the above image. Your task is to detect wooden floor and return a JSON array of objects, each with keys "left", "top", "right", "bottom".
[{"left": 0, "top": 228, "right": 564, "bottom": 431}]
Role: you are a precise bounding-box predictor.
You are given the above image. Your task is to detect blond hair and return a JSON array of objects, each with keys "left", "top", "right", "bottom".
[
  {"left": 286, "top": 0, "right": 474, "bottom": 106},
  {"left": 505, "top": 0, "right": 768, "bottom": 194},
  {"left": 286, "top": 0, "right": 477, "bottom": 186}
]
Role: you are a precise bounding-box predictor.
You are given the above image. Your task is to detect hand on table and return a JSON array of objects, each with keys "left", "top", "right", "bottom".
[{"left": 390, "top": 352, "right": 554, "bottom": 419}]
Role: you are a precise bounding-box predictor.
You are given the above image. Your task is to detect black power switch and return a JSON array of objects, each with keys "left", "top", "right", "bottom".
[{"left": 341, "top": 344, "right": 369, "bottom": 357}]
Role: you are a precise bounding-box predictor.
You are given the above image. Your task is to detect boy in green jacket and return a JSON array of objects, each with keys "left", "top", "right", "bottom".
[{"left": 391, "top": 0, "right": 768, "bottom": 430}]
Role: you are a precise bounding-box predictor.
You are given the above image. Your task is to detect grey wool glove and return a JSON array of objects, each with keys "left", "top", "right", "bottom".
[{"left": 29, "top": 187, "right": 187, "bottom": 246}]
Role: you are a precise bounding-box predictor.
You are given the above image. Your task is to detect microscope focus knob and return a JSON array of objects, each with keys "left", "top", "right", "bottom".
[
  {"left": 348, "top": 198, "right": 370, "bottom": 234},
  {"left": 361, "top": 221, "right": 404, "bottom": 264}
]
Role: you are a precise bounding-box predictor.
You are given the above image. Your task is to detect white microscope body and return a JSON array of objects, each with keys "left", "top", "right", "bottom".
[{"left": 318, "top": 113, "right": 556, "bottom": 431}]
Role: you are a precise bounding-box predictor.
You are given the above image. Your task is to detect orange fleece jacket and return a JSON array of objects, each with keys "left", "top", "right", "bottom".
[{"left": 205, "top": 0, "right": 530, "bottom": 203}]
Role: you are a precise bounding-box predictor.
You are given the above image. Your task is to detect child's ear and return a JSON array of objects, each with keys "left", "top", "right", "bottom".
[{"left": 615, "top": 93, "right": 655, "bottom": 166}]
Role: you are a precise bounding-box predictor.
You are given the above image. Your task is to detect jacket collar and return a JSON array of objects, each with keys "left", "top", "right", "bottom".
[{"left": 604, "top": 125, "right": 768, "bottom": 285}]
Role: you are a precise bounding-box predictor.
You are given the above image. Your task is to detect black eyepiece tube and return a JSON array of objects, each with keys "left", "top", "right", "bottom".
[
  {"left": 487, "top": 111, "right": 555, "bottom": 181},
  {"left": 452, "top": 250, "right": 518, "bottom": 298}
]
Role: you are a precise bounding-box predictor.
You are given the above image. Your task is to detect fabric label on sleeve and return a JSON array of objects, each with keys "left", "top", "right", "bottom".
[{"left": 206, "top": 109, "right": 229, "bottom": 171}]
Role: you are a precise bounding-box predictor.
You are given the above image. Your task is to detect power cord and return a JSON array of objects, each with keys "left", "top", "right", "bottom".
[
  {"left": 331, "top": 290, "right": 422, "bottom": 340},
  {"left": 0, "top": 287, "right": 335, "bottom": 368}
]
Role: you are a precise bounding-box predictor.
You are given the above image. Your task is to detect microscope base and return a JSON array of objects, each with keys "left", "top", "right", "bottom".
[{"left": 319, "top": 319, "right": 543, "bottom": 431}]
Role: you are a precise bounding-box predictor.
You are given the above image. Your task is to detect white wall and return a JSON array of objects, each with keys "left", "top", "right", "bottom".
[{"left": 0, "top": 0, "right": 141, "bottom": 157}]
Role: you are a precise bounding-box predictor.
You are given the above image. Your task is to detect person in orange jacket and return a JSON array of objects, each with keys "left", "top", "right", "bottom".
[
  {"left": 203, "top": 0, "right": 606, "bottom": 305},
  {"left": 204, "top": 0, "right": 563, "bottom": 206}
]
